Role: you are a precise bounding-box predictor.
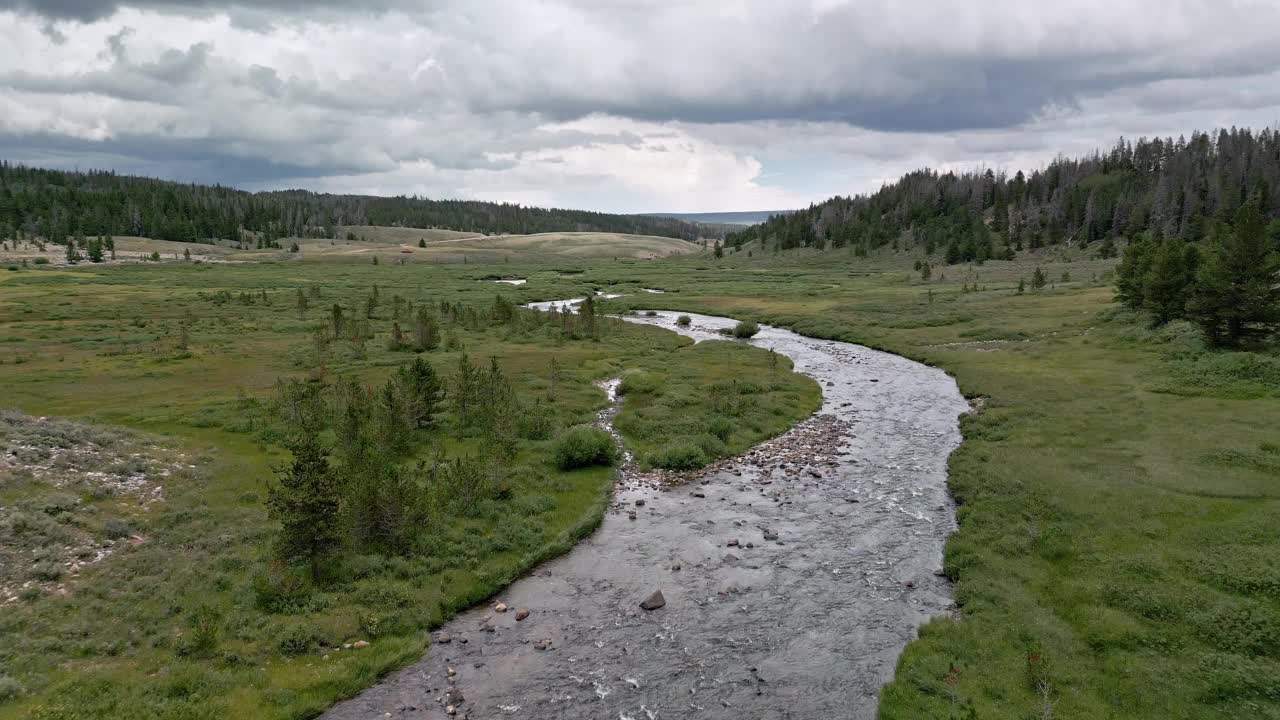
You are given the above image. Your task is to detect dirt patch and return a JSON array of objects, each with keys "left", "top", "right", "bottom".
[{"left": 0, "top": 410, "right": 196, "bottom": 602}]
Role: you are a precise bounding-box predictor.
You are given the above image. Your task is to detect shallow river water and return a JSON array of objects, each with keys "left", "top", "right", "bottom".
[{"left": 322, "top": 305, "right": 968, "bottom": 720}]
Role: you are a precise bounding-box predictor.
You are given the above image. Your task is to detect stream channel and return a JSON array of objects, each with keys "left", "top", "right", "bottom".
[{"left": 322, "top": 300, "right": 968, "bottom": 720}]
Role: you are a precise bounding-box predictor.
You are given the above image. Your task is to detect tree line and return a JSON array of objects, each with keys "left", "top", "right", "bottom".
[
  {"left": 0, "top": 162, "right": 723, "bottom": 246},
  {"left": 1116, "top": 202, "right": 1279, "bottom": 346},
  {"left": 727, "top": 127, "right": 1280, "bottom": 263}
]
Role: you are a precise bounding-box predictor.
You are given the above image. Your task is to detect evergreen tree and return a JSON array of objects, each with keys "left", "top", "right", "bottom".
[
  {"left": 266, "top": 429, "right": 341, "bottom": 575},
  {"left": 1189, "top": 204, "right": 1280, "bottom": 346},
  {"left": 398, "top": 357, "right": 443, "bottom": 428},
  {"left": 331, "top": 304, "right": 344, "bottom": 339},
  {"left": 413, "top": 307, "right": 440, "bottom": 351},
  {"left": 373, "top": 377, "right": 411, "bottom": 454},
  {"left": 1031, "top": 266, "right": 1048, "bottom": 291},
  {"left": 1115, "top": 234, "right": 1155, "bottom": 309},
  {"left": 1143, "top": 236, "right": 1193, "bottom": 324}
]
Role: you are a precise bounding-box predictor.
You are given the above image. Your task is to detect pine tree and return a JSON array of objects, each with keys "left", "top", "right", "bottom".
[
  {"left": 331, "top": 304, "right": 344, "bottom": 338},
  {"left": 1143, "top": 236, "right": 1192, "bottom": 325},
  {"left": 373, "top": 377, "right": 411, "bottom": 454},
  {"left": 296, "top": 289, "right": 308, "bottom": 318},
  {"left": 1031, "top": 266, "right": 1047, "bottom": 291},
  {"left": 398, "top": 357, "right": 443, "bottom": 428},
  {"left": 579, "top": 295, "right": 597, "bottom": 337},
  {"left": 413, "top": 307, "right": 439, "bottom": 351},
  {"left": 266, "top": 430, "right": 341, "bottom": 574},
  {"left": 1115, "top": 234, "right": 1155, "bottom": 309},
  {"left": 1189, "top": 204, "right": 1280, "bottom": 346}
]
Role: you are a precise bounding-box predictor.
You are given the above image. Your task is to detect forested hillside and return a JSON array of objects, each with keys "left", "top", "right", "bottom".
[
  {"left": 729, "top": 128, "right": 1280, "bottom": 260},
  {"left": 728, "top": 127, "right": 1280, "bottom": 345},
  {"left": 0, "top": 163, "right": 720, "bottom": 245}
]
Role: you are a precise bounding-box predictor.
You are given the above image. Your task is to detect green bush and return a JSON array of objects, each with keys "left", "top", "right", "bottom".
[
  {"left": 176, "top": 605, "right": 221, "bottom": 658},
  {"left": 0, "top": 675, "right": 22, "bottom": 700},
  {"left": 30, "top": 561, "right": 63, "bottom": 581},
  {"left": 275, "top": 622, "right": 318, "bottom": 657},
  {"left": 103, "top": 518, "right": 132, "bottom": 539},
  {"left": 33, "top": 257, "right": 50, "bottom": 265},
  {"left": 551, "top": 427, "right": 618, "bottom": 470},
  {"left": 708, "top": 416, "right": 734, "bottom": 442},
  {"left": 649, "top": 441, "right": 707, "bottom": 470},
  {"left": 252, "top": 563, "right": 313, "bottom": 613},
  {"left": 676, "top": 315, "right": 691, "bottom": 326},
  {"left": 731, "top": 320, "right": 760, "bottom": 338},
  {"left": 618, "top": 370, "right": 660, "bottom": 395}
]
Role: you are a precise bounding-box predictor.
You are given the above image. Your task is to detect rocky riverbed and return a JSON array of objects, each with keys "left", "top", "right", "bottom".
[{"left": 321, "top": 308, "right": 968, "bottom": 720}]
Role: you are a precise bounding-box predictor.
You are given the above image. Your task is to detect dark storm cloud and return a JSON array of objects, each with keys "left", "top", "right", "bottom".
[
  {"left": 5, "top": 0, "right": 1280, "bottom": 211},
  {"left": 0, "top": 0, "right": 408, "bottom": 22},
  {"left": 0, "top": 131, "right": 357, "bottom": 184}
]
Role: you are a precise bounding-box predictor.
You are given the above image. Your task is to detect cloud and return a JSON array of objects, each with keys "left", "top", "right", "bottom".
[
  {"left": 0, "top": 0, "right": 406, "bottom": 23},
  {"left": 2, "top": 1, "right": 1280, "bottom": 212}
]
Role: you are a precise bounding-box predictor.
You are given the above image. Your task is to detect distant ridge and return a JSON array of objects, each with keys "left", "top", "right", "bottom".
[
  {"left": 643, "top": 210, "right": 795, "bottom": 226},
  {"left": 0, "top": 162, "right": 726, "bottom": 244}
]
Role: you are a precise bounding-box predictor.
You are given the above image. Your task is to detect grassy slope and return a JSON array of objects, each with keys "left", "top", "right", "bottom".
[
  {"left": 584, "top": 248, "right": 1280, "bottom": 720},
  {"left": 1, "top": 226, "right": 704, "bottom": 268},
  {"left": 0, "top": 258, "right": 811, "bottom": 719}
]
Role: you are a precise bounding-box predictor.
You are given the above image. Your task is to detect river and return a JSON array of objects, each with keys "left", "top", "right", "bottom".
[{"left": 321, "top": 303, "right": 968, "bottom": 720}]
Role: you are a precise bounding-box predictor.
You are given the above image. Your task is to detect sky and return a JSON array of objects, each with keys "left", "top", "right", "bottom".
[{"left": 3, "top": 1, "right": 1280, "bottom": 213}]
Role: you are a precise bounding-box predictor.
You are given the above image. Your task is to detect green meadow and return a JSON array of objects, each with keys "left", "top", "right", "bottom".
[
  {"left": 0, "top": 246, "right": 1277, "bottom": 719},
  {"left": 0, "top": 259, "right": 815, "bottom": 719}
]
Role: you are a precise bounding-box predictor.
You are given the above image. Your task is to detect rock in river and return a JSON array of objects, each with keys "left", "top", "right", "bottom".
[{"left": 639, "top": 590, "right": 666, "bottom": 610}]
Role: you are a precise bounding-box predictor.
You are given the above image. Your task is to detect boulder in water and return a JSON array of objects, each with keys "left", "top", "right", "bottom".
[{"left": 639, "top": 590, "right": 666, "bottom": 611}]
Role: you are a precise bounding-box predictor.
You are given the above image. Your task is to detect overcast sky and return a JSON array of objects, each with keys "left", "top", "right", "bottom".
[{"left": 2, "top": 1, "right": 1280, "bottom": 213}]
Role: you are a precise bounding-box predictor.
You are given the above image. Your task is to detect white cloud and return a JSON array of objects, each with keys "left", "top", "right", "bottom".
[{"left": 1, "top": 1, "right": 1280, "bottom": 211}]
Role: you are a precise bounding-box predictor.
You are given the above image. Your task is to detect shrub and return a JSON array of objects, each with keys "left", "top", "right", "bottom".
[
  {"left": 0, "top": 675, "right": 22, "bottom": 701},
  {"left": 649, "top": 442, "right": 707, "bottom": 470},
  {"left": 618, "top": 370, "right": 659, "bottom": 395},
  {"left": 676, "top": 315, "right": 691, "bottom": 326},
  {"left": 731, "top": 320, "right": 760, "bottom": 339},
  {"left": 275, "top": 622, "right": 318, "bottom": 656},
  {"left": 103, "top": 518, "right": 132, "bottom": 539},
  {"left": 176, "top": 605, "right": 221, "bottom": 658},
  {"left": 252, "top": 562, "right": 313, "bottom": 613},
  {"left": 33, "top": 257, "right": 50, "bottom": 265},
  {"left": 644, "top": 310, "right": 658, "bottom": 317},
  {"left": 708, "top": 416, "right": 734, "bottom": 442},
  {"left": 551, "top": 428, "right": 618, "bottom": 470},
  {"left": 30, "top": 561, "right": 63, "bottom": 581}
]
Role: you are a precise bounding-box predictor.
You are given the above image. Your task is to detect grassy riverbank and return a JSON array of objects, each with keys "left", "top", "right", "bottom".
[
  {"left": 0, "top": 260, "right": 816, "bottom": 719},
  {"left": 2, "top": 249, "right": 1275, "bottom": 719},
  {"left": 588, "top": 249, "right": 1280, "bottom": 720}
]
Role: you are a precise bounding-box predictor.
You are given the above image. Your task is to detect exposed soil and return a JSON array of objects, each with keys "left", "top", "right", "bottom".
[{"left": 0, "top": 411, "right": 194, "bottom": 602}]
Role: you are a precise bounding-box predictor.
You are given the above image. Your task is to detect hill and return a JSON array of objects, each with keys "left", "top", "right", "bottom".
[
  {"left": 0, "top": 162, "right": 725, "bottom": 247},
  {"left": 646, "top": 210, "right": 793, "bottom": 225},
  {"left": 727, "top": 127, "right": 1280, "bottom": 259}
]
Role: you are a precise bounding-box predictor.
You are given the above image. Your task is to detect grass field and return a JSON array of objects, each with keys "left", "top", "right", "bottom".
[
  {"left": 0, "top": 226, "right": 704, "bottom": 269},
  {"left": 0, "top": 259, "right": 811, "bottom": 719},
  {"left": 587, "top": 248, "right": 1280, "bottom": 720},
  {"left": 1, "top": 244, "right": 1277, "bottom": 719}
]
